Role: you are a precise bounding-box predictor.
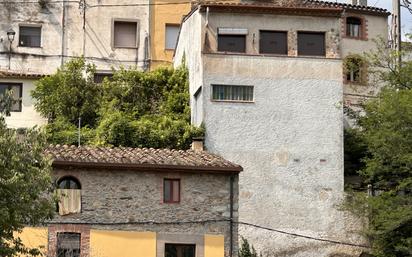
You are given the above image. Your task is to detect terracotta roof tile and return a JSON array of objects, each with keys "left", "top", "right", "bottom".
[
  {"left": 46, "top": 145, "right": 243, "bottom": 173},
  {"left": 0, "top": 69, "right": 46, "bottom": 79}
]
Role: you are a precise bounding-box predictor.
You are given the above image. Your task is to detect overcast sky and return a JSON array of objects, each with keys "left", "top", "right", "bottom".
[{"left": 337, "top": 0, "right": 412, "bottom": 40}]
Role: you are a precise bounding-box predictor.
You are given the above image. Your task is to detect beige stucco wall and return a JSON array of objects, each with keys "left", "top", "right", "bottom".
[
  {"left": 150, "top": 0, "right": 191, "bottom": 68},
  {"left": 1, "top": 78, "right": 47, "bottom": 128}
]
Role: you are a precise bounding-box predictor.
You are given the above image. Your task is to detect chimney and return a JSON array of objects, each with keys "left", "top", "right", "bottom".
[
  {"left": 191, "top": 137, "right": 204, "bottom": 152},
  {"left": 351, "top": 0, "right": 368, "bottom": 5}
]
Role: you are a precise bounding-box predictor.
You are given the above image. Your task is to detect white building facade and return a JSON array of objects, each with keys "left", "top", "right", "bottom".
[
  {"left": 174, "top": 1, "right": 389, "bottom": 256},
  {"left": 0, "top": 0, "right": 150, "bottom": 128}
]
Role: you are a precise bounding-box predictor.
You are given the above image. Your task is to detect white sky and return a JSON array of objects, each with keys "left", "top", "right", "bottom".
[{"left": 337, "top": 0, "right": 412, "bottom": 40}]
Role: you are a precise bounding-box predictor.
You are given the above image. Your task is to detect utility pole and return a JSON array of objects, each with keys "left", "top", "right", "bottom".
[{"left": 392, "top": 0, "right": 402, "bottom": 51}]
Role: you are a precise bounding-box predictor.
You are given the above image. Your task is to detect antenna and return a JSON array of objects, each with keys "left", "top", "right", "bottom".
[{"left": 78, "top": 117, "right": 81, "bottom": 147}]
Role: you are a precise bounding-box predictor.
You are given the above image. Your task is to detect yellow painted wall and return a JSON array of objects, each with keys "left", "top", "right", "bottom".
[
  {"left": 204, "top": 234, "right": 225, "bottom": 257},
  {"left": 150, "top": 0, "right": 191, "bottom": 68},
  {"left": 14, "top": 227, "right": 48, "bottom": 256},
  {"left": 90, "top": 230, "right": 156, "bottom": 257}
]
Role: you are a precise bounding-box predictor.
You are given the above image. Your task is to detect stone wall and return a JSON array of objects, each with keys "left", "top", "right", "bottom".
[{"left": 52, "top": 168, "right": 239, "bottom": 257}]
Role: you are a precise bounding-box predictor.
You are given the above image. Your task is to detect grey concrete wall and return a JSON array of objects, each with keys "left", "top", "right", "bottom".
[{"left": 52, "top": 168, "right": 239, "bottom": 257}]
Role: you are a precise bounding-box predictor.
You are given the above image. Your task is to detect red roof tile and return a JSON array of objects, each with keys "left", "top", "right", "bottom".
[
  {"left": 46, "top": 145, "right": 243, "bottom": 173},
  {"left": 0, "top": 70, "right": 46, "bottom": 79}
]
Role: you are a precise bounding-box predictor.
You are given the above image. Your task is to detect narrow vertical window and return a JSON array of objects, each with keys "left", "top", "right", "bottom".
[
  {"left": 165, "top": 24, "right": 180, "bottom": 50},
  {"left": 57, "top": 233, "right": 81, "bottom": 257},
  {"left": 345, "top": 56, "right": 365, "bottom": 84},
  {"left": 164, "top": 179, "right": 180, "bottom": 203},
  {"left": 56, "top": 176, "right": 81, "bottom": 215}
]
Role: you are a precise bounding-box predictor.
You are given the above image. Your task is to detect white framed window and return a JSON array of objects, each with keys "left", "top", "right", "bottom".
[
  {"left": 113, "top": 20, "right": 139, "bottom": 48},
  {"left": 165, "top": 24, "right": 180, "bottom": 50},
  {"left": 212, "top": 85, "right": 254, "bottom": 102},
  {"left": 19, "top": 25, "right": 41, "bottom": 47}
]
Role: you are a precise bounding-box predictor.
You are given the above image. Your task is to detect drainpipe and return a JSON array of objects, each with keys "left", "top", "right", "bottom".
[
  {"left": 229, "top": 174, "right": 234, "bottom": 257},
  {"left": 61, "top": 0, "right": 66, "bottom": 67}
]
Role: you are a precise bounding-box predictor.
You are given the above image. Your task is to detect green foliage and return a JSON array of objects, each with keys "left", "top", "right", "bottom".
[
  {"left": 0, "top": 108, "right": 54, "bottom": 255},
  {"left": 32, "top": 58, "right": 101, "bottom": 126},
  {"left": 239, "top": 237, "right": 260, "bottom": 257},
  {"left": 32, "top": 58, "right": 204, "bottom": 149},
  {"left": 0, "top": 90, "right": 15, "bottom": 117},
  {"left": 345, "top": 41, "right": 412, "bottom": 256},
  {"left": 344, "top": 128, "right": 368, "bottom": 177}
]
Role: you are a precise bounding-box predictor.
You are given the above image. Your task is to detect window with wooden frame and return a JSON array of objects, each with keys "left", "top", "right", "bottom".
[
  {"left": 57, "top": 232, "right": 81, "bottom": 257},
  {"left": 56, "top": 176, "right": 81, "bottom": 215},
  {"left": 0, "top": 83, "right": 22, "bottom": 112},
  {"left": 19, "top": 25, "right": 41, "bottom": 47},
  {"left": 163, "top": 179, "right": 180, "bottom": 203},
  {"left": 113, "top": 20, "right": 138, "bottom": 48},
  {"left": 212, "top": 85, "right": 254, "bottom": 102},
  {"left": 297, "top": 32, "right": 326, "bottom": 56},
  {"left": 259, "top": 30, "right": 288, "bottom": 55},
  {"left": 344, "top": 55, "right": 366, "bottom": 84},
  {"left": 346, "top": 17, "right": 363, "bottom": 38}
]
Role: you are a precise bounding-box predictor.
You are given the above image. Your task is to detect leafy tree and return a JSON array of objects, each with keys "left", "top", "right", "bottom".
[
  {"left": 32, "top": 58, "right": 204, "bottom": 149},
  {"left": 239, "top": 237, "right": 260, "bottom": 257},
  {"left": 0, "top": 92, "right": 54, "bottom": 256},
  {"left": 32, "top": 58, "right": 101, "bottom": 126},
  {"left": 345, "top": 40, "right": 412, "bottom": 256}
]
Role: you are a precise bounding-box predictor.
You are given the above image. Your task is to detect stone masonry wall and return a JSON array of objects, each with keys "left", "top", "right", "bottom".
[{"left": 52, "top": 168, "right": 239, "bottom": 257}]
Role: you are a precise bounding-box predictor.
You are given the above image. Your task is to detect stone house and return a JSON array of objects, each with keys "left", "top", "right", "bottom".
[
  {"left": 18, "top": 144, "right": 242, "bottom": 257},
  {"left": 174, "top": 0, "right": 389, "bottom": 256}
]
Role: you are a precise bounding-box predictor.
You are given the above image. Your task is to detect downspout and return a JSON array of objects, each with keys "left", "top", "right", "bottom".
[
  {"left": 229, "top": 174, "right": 234, "bottom": 257},
  {"left": 82, "top": 0, "right": 86, "bottom": 57},
  {"left": 61, "top": 0, "right": 66, "bottom": 67},
  {"left": 146, "top": 0, "right": 152, "bottom": 70}
]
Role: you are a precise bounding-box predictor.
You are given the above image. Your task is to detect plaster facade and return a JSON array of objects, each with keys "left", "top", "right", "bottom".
[
  {"left": 0, "top": 77, "right": 47, "bottom": 128},
  {"left": 175, "top": 5, "right": 388, "bottom": 256}
]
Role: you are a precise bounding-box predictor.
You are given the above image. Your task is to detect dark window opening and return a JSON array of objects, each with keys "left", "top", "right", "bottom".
[
  {"left": 346, "top": 17, "right": 362, "bottom": 38},
  {"left": 19, "top": 26, "right": 41, "bottom": 47},
  {"left": 297, "top": 32, "right": 325, "bottom": 56},
  {"left": 345, "top": 57, "right": 364, "bottom": 83},
  {"left": 0, "top": 83, "right": 22, "bottom": 112},
  {"left": 165, "top": 244, "right": 195, "bottom": 257},
  {"left": 212, "top": 85, "right": 253, "bottom": 102},
  {"left": 93, "top": 73, "right": 113, "bottom": 84},
  {"left": 259, "top": 31, "right": 287, "bottom": 55},
  {"left": 57, "top": 176, "right": 81, "bottom": 190},
  {"left": 217, "top": 35, "right": 246, "bottom": 53},
  {"left": 164, "top": 179, "right": 180, "bottom": 203},
  {"left": 57, "top": 233, "right": 81, "bottom": 257}
]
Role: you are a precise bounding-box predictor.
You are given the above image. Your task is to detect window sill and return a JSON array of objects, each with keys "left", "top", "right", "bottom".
[
  {"left": 18, "top": 45, "right": 42, "bottom": 48},
  {"left": 113, "top": 46, "right": 138, "bottom": 49},
  {"left": 342, "top": 36, "right": 368, "bottom": 41},
  {"left": 164, "top": 48, "right": 175, "bottom": 51},
  {"left": 163, "top": 201, "right": 180, "bottom": 204}
]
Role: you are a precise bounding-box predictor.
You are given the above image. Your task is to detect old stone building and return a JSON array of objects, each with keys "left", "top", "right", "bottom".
[
  {"left": 18, "top": 144, "right": 242, "bottom": 257},
  {"left": 174, "top": 0, "right": 389, "bottom": 256}
]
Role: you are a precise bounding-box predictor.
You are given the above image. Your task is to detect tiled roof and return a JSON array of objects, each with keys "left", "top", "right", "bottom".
[
  {"left": 196, "top": 0, "right": 390, "bottom": 16},
  {"left": 46, "top": 145, "right": 243, "bottom": 173},
  {"left": 0, "top": 70, "right": 46, "bottom": 79}
]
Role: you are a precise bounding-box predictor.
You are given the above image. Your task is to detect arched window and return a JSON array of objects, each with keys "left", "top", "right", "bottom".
[
  {"left": 57, "top": 176, "right": 81, "bottom": 189},
  {"left": 346, "top": 17, "right": 362, "bottom": 38},
  {"left": 56, "top": 176, "right": 81, "bottom": 215}
]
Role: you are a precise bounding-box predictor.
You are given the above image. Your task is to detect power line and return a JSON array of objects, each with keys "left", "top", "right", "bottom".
[{"left": 44, "top": 219, "right": 371, "bottom": 249}]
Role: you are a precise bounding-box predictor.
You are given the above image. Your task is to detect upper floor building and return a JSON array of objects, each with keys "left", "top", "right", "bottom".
[
  {"left": 18, "top": 144, "right": 242, "bottom": 257},
  {"left": 174, "top": 1, "right": 389, "bottom": 256}
]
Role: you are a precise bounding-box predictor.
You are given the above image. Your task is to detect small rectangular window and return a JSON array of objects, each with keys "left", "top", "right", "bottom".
[
  {"left": 165, "top": 24, "right": 180, "bottom": 50},
  {"left": 165, "top": 244, "right": 195, "bottom": 257},
  {"left": 212, "top": 85, "right": 253, "bottom": 102},
  {"left": 218, "top": 35, "right": 246, "bottom": 53},
  {"left": 297, "top": 32, "right": 325, "bottom": 56},
  {"left": 164, "top": 179, "right": 180, "bottom": 203},
  {"left": 0, "top": 83, "right": 22, "bottom": 112},
  {"left": 93, "top": 73, "right": 113, "bottom": 84},
  {"left": 113, "top": 21, "right": 138, "bottom": 48},
  {"left": 259, "top": 31, "right": 287, "bottom": 55},
  {"left": 19, "top": 26, "right": 41, "bottom": 47},
  {"left": 57, "top": 233, "right": 81, "bottom": 257},
  {"left": 346, "top": 17, "right": 362, "bottom": 38}
]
